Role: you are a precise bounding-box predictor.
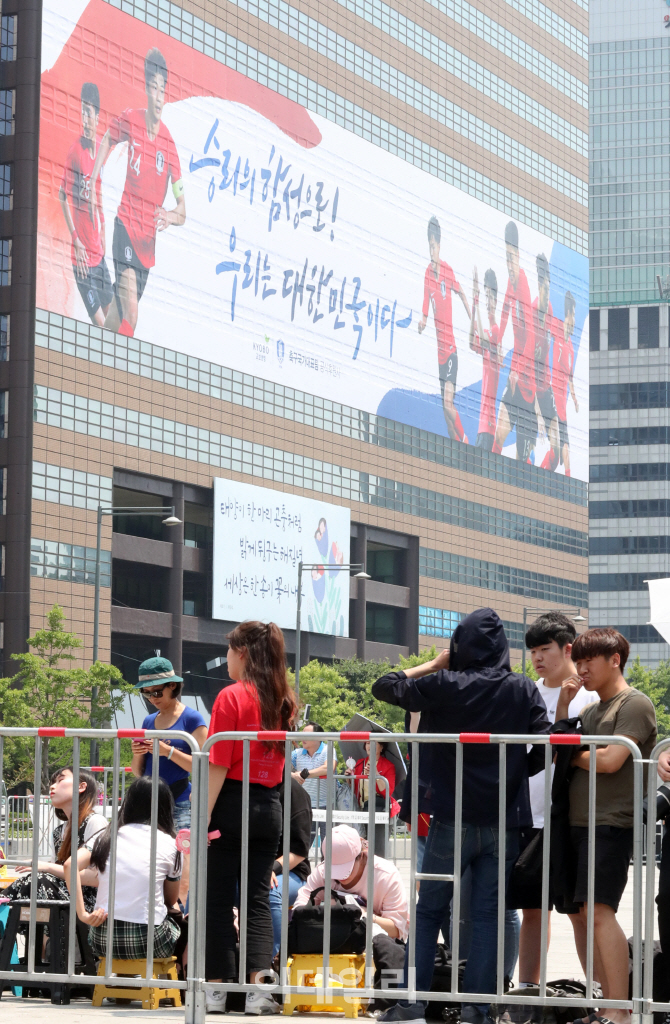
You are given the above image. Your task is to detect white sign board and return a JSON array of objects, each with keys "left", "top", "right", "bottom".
[{"left": 212, "top": 478, "right": 351, "bottom": 634}]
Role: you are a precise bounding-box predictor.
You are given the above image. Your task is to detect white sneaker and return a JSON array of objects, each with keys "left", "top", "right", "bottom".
[
  {"left": 245, "top": 989, "right": 277, "bottom": 1015},
  {"left": 206, "top": 988, "right": 228, "bottom": 1013}
]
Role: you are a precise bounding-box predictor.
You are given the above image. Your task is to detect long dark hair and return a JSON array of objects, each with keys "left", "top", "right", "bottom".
[
  {"left": 53, "top": 767, "right": 99, "bottom": 864},
  {"left": 227, "top": 620, "right": 296, "bottom": 736},
  {"left": 91, "top": 776, "right": 176, "bottom": 873}
]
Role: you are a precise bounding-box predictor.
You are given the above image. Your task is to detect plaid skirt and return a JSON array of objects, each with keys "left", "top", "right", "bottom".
[{"left": 89, "top": 916, "right": 180, "bottom": 959}]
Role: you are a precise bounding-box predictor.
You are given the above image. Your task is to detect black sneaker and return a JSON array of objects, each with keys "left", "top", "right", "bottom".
[{"left": 378, "top": 1005, "right": 427, "bottom": 1024}]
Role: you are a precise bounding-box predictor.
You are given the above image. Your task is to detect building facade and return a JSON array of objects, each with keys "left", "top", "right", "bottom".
[
  {"left": 2, "top": 0, "right": 588, "bottom": 693},
  {"left": 590, "top": 0, "right": 670, "bottom": 667}
]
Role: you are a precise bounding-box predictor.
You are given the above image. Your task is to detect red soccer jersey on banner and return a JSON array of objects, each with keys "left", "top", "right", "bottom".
[
  {"left": 108, "top": 108, "right": 181, "bottom": 269},
  {"left": 208, "top": 680, "right": 284, "bottom": 786},
  {"left": 422, "top": 261, "right": 460, "bottom": 364},
  {"left": 60, "top": 137, "right": 105, "bottom": 267},
  {"left": 499, "top": 269, "right": 536, "bottom": 403},
  {"left": 552, "top": 332, "right": 574, "bottom": 422},
  {"left": 532, "top": 298, "right": 555, "bottom": 395},
  {"left": 472, "top": 322, "right": 501, "bottom": 435}
]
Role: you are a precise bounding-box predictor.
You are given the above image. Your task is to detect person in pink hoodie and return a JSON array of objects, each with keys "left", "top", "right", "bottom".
[{"left": 293, "top": 825, "right": 409, "bottom": 1009}]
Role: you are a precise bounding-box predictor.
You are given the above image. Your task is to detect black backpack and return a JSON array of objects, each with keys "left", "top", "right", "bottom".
[{"left": 287, "top": 887, "right": 367, "bottom": 955}]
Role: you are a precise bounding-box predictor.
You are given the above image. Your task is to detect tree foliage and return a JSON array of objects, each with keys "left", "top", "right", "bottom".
[
  {"left": 0, "top": 605, "right": 130, "bottom": 788},
  {"left": 290, "top": 646, "right": 442, "bottom": 738},
  {"left": 626, "top": 656, "right": 670, "bottom": 739}
]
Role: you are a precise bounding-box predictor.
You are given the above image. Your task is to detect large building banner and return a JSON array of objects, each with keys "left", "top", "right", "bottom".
[
  {"left": 212, "top": 479, "right": 351, "bottom": 633},
  {"left": 39, "top": 0, "right": 589, "bottom": 481}
]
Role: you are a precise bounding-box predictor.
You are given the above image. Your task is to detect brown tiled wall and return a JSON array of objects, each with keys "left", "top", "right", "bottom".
[{"left": 31, "top": 340, "right": 588, "bottom": 665}]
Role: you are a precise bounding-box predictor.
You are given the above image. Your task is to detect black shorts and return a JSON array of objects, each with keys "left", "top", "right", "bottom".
[
  {"left": 506, "top": 826, "right": 554, "bottom": 911},
  {"left": 537, "top": 388, "right": 558, "bottom": 433},
  {"left": 476, "top": 431, "right": 494, "bottom": 451},
  {"left": 112, "top": 216, "right": 150, "bottom": 302},
  {"left": 500, "top": 384, "right": 536, "bottom": 461},
  {"left": 74, "top": 258, "right": 113, "bottom": 320},
  {"left": 439, "top": 352, "right": 458, "bottom": 401},
  {"left": 570, "top": 825, "right": 633, "bottom": 911},
  {"left": 559, "top": 418, "right": 569, "bottom": 457}
]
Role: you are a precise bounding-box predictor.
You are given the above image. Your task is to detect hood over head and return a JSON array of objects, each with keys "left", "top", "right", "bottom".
[{"left": 449, "top": 607, "right": 511, "bottom": 674}]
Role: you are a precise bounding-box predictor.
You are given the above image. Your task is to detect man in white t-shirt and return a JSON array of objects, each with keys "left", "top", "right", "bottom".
[{"left": 510, "top": 612, "right": 598, "bottom": 990}]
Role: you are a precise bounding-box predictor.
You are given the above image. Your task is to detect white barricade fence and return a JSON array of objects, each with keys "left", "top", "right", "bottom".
[{"left": 0, "top": 726, "right": 666, "bottom": 1024}]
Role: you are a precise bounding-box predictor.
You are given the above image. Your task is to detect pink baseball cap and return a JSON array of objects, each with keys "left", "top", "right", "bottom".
[{"left": 326, "top": 825, "right": 362, "bottom": 879}]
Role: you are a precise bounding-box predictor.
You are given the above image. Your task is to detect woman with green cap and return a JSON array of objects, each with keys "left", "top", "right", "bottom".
[{"left": 130, "top": 655, "right": 207, "bottom": 833}]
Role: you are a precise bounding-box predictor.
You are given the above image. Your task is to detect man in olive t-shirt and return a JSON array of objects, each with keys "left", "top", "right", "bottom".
[{"left": 556, "top": 627, "right": 657, "bottom": 1024}]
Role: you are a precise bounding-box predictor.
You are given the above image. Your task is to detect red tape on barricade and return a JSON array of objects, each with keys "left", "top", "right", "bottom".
[
  {"left": 550, "top": 734, "right": 583, "bottom": 745},
  {"left": 38, "top": 727, "right": 66, "bottom": 737},
  {"left": 343, "top": 732, "right": 370, "bottom": 741},
  {"left": 118, "top": 729, "right": 146, "bottom": 738},
  {"left": 257, "top": 731, "right": 287, "bottom": 741},
  {"left": 460, "top": 732, "right": 491, "bottom": 743}
]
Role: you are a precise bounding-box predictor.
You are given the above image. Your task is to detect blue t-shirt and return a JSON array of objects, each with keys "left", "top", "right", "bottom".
[{"left": 141, "top": 705, "right": 206, "bottom": 803}]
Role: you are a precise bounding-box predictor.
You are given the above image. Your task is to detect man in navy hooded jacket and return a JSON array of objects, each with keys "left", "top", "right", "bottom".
[{"left": 372, "top": 608, "right": 550, "bottom": 1024}]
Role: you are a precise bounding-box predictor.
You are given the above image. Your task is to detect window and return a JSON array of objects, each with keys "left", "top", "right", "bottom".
[
  {"left": 30, "top": 539, "right": 111, "bottom": 586},
  {"left": 366, "top": 543, "right": 404, "bottom": 585},
  {"left": 590, "top": 382, "right": 670, "bottom": 411},
  {"left": 590, "top": 463, "right": 670, "bottom": 483},
  {"left": 183, "top": 572, "right": 210, "bottom": 616},
  {"left": 0, "top": 467, "right": 5, "bottom": 514},
  {"left": 0, "top": 314, "right": 9, "bottom": 360},
  {"left": 112, "top": 565, "right": 166, "bottom": 611},
  {"left": 589, "top": 572, "right": 668, "bottom": 592},
  {"left": 1, "top": 16, "right": 16, "bottom": 61},
  {"left": 607, "top": 307, "right": 629, "bottom": 350},
  {"left": 0, "top": 90, "right": 13, "bottom": 135},
  {"left": 0, "top": 239, "right": 10, "bottom": 284},
  {"left": 0, "top": 165, "right": 12, "bottom": 212},
  {"left": 0, "top": 391, "right": 8, "bottom": 437},
  {"left": 589, "top": 309, "right": 600, "bottom": 351},
  {"left": 590, "top": 499, "right": 670, "bottom": 519},
  {"left": 638, "top": 306, "right": 659, "bottom": 349},
  {"left": 366, "top": 604, "right": 402, "bottom": 645}
]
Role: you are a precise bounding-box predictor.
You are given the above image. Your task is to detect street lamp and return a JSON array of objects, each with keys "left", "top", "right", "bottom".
[
  {"left": 294, "top": 562, "right": 370, "bottom": 700},
  {"left": 521, "top": 606, "right": 586, "bottom": 676},
  {"left": 90, "top": 505, "right": 182, "bottom": 765}
]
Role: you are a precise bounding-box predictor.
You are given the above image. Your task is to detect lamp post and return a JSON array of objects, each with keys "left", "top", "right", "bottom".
[
  {"left": 90, "top": 505, "right": 182, "bottom": 765},
  {"left": 294, "top": 562, "right": 370, "bottom": 701},
  {"left": 521, "top": 606, "right": 587, "bottom": 677}
]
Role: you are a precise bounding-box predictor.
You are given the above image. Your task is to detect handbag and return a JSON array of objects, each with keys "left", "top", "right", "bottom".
[
  {"left": 506, "top": 829, "right": 543, "bottom": 907},
  {"left": 287, "top": 887, "right": 367, "bottom": 955}
]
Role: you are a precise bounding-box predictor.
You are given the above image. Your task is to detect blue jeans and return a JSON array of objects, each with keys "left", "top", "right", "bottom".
[
  {"left": 269, "top": 870, "right": 304, "bottom": 956},
  {"left": 415, "top": 831, "right": 520, "bottom": 982},
  {"left": 405, "top": 820, "right": 519, "bottom": 1018},
  {"left": 173, "top": 799, "right": 191, "bottom": 830}
]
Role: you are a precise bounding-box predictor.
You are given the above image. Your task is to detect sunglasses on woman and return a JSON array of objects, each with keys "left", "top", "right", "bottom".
[{"left": 141, "top": 685, "right": 168, "bottom": 699}]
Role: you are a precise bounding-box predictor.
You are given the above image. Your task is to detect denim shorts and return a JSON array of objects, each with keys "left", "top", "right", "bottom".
[{"left": 174, "top": 799, "right": 191, "bottom": 830}]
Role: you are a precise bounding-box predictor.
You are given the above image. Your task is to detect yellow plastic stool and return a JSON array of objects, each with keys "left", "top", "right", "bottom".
[
  {"left": 283, "top": 953, "right": 366, "bottom": 1018},
  {"left": 91, "top": 956, "right": 182, "bottom": 1009}
]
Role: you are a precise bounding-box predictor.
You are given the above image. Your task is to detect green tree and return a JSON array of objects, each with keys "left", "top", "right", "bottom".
[
  {"left": 513, "top": 661, "right": 539, "bottom": 681},
  {"left": 0, "top": 605, "right": 130, "bottom": 788},
  {"left": 626, "top": 656, "right": 670, "bottom": 739}
]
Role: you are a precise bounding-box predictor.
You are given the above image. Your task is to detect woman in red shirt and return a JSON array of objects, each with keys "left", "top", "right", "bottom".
[
  {"left": 205, "top": 621, "right": 296, "bottom": 1015},
  {"left": 346, "top": 741, "right": 400, "bottom": 818}
]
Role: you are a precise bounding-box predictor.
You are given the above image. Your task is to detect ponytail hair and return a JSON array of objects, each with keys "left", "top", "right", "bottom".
[{"left": 226, "top": 620, "right": 296, "bottom": 740}]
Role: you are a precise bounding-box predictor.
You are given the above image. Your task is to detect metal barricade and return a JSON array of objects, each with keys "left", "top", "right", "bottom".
[
  {"left": 0, "top": 726, "right": 206, "bottom": 1022},
  {"left": 0, "top": 726, "right": 654, "bottom": 1024},
  {"left": 643, "top": 737, "right": 670, "bottom": 1024}
]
